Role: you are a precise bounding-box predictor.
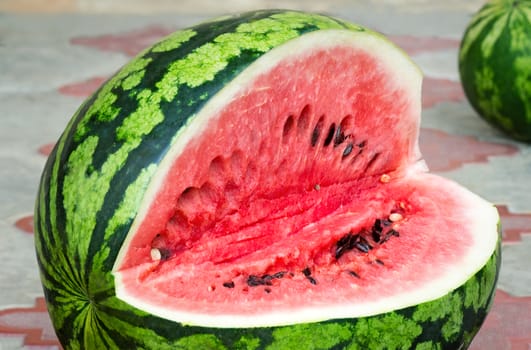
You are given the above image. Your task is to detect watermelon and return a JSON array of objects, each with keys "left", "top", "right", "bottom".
[
  {"left": 35, "top": 10, "right": 500, "bottom": 349},
  {"left": 458, "top": 0, "right": 531, "bottom": 142}
]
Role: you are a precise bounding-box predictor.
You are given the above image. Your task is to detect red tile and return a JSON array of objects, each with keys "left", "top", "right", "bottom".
[
  {"left": 14, "top": 215, "right": 34, "bottom": 234},
  {"left": 0, "top": 297, "right": 61, "bottom": 348},
  {"left": 496, "top": 205, "right": 531, "bottom": 244},
  {"left": 419, "top": 128, "right": 519, "bottom": 172},
  {"left": 38, "top": 143, "right": 55, "bottom": 157},
  {"left": 470, "top": 290, "right": 531, "bottom": 350},
  {"left": 58, "top": 76, "right": 108, "bottom": 97},
  {"left": 422, "top": 77, "right": 465, "bottom": 108},
  {"left": 71, "top": 26, "right": 174, "bottom": 57}
]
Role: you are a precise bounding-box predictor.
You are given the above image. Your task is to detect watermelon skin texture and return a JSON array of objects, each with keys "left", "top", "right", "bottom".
[
  {"left": 34, "top": 10, "right": 499, "bottom": 349},
  {"left": 458, "top": 0, "right": 531, "bottom": 142}
]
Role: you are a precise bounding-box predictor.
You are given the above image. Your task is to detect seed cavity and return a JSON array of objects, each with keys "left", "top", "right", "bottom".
[
  {"left": 297, "top": 104, "right": 311, "bottom": 134},
  {"left": 150, "top": 234, "right": 172, "bottom": 261},
  {"left": 334, "top": 211, "right": 403, "bottom": 260},
  {"left": 282, "top": 115, "right": 295, "bottom": 139},
  {"left": 311, "top": 116, "right": 325, "bottom": 147},
  {"left": 364, "top": 152, "right": 381, "bottom": 172}
]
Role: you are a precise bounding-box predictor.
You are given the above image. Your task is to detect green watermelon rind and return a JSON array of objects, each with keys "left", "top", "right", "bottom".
[
  {"left": 458, "top": 0, "right": 531, "bottom": 141},
  {"left": 34, "top": 9, "right": 500, "bottom": 349}
]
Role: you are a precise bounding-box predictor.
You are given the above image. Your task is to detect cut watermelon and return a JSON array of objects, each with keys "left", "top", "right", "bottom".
[{"left": 35, "top": 10, "right": 500, "bottom": 349}]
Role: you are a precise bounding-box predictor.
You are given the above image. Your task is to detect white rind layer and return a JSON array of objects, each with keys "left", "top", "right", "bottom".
[{"left": 113, "top": 29, "right": 499, "bottom": 328}]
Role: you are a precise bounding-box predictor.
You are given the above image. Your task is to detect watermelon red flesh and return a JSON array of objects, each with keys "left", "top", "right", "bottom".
[{"left": 113, "top": 33, "right": 497, "bottom": 326}]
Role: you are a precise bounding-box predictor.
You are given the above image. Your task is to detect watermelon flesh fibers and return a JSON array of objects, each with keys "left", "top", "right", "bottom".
[{"left": 113, "top": 30, "right": 498, "bottom": 327}]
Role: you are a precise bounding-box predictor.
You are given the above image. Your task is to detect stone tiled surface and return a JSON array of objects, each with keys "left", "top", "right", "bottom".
[{"left": 1, "top": 3, "right": 530, "bottom": 350}]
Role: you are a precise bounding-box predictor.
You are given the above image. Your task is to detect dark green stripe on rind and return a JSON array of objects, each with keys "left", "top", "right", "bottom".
[
  {"left": 458, "top": 0, "right": 531, "bottom": 141},
  {"left": 33, "top": 10, "right": 370, "bottom": 349}
]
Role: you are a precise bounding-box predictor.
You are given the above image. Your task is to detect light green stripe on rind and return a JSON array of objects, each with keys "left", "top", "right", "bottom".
[
  {"left": 479, "top": 11, "right": 509, "bottom": 58},
  {"left": 151, "top": 29, "right": 197, "bottom": 53},
  {"left": 458, "top": 3, "right": 501, "bottom": 61},
  {"left": 74, "top": 56, "right": 154, "bottom": 141},
  {"left": 269, "top": 322, "right": 358, "bottom": 350}
]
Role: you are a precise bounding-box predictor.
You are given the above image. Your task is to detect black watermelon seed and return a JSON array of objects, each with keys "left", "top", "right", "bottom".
[
  {"left": 264, "top": 287, "right": 272, "bottom": 293},
  {"left": 311, "top": 118, "right": 324, "bottom": 146},
  {"left": 381, "top": 229, "right": 400, "bottom": 244},
  {"left": 307, "top": 276, "right": 317, "bottom": 285},
  {"left": 223, "top": 281, "right": 235, "bottom": 288},
  {"left": 364, "top": 152, "right": 381, "bottom": 172},
  {"left": 342, "top": 143, "right": 354, "bottom": 158},
  {"left": 355, "top": 241, "right": 370, "bottom": 253},
  {"left": 323, "top": 123, "right": 336, "bottom": 147},
  {"left": 333, "top": 124, "right": 346, "bottom": 147},
  {"left": 158, "top": 248, "right": 172, "bottom": 261},
  {"left": 247, "top": 275, "right": 265, "bottom": 287},
  {"left": 360, "top": 236, "right": 373, "bottom": 249},
  {"left": 335, "top": 232, "right": 360, "bottom": 259},
  {"left": 282, "top": 115, "right": 294, "bottom": 138},
  {"left": 311, "top": 129, "right": 320, "bottom": 146},
  {"left": 373, "top": 219, "right": 383, "bottom": 234},
  {"left": 261, "top": 274, "right": 273, "bottom": 284},
  {"left": 372, "top": 219, "right": 383, "bottom": 242},
  {"left": 382, "top": 218, "right": 392, "bottom": 227},
  {"left": 302, "top": 267, "right": 317, "bottom": 285},
  {"left": 358, "top": 140, "right": 367, "bottom": 148},
  {"left": 272, "top": 271, "right": 287, "bottom": 279},
  {"left": 348, "top": 270, "right": 360, "bottom": 278},
  {"left": 375, "top": 259, "right": 385, "bottom": 266}
]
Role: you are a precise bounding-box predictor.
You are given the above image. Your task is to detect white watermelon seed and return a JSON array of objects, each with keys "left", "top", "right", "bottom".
[
  {"left": 150, "top": 248, "right": 162, "bottom": 261},
  {"left": 380, "top": 174, "right": 391, "bottom": 183},
  {"left": 389, "top": 212, "right": 403, "bottom": 222}
]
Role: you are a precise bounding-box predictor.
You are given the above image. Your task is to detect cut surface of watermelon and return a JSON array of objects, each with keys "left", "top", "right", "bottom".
[{"left": 112, "top": 30, "right": 499, "bottom": 328}]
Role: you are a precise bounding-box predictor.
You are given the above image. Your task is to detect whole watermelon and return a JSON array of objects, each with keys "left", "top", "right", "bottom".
[
  {"left": 35, "top": 10, "right": 500, "bottom": 349},
  {"left": 458, "top": 0, "right": 531, "bottom": 141}
]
